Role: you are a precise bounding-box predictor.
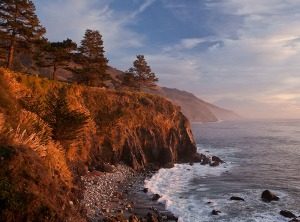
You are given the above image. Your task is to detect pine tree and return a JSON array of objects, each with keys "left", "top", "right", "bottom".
[
  {"left": 0, "top": 0, "right": 45, "bottom": 69},
  {"left": 36, "top": 39, "right": 77, "bottom": 80},
  {"left": 74, "top": 29, "right": 109, "bottom": 86},
  {"left": 124, "top": 55, "right": 158, "bottom": 90}
]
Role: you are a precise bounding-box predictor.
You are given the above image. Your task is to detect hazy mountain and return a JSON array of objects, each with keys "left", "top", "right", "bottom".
[
  {"left": 146, "top": 87, "right": 240, "bottom": 123},
  {"left": 101, "top": 67, "right": 240, "bottom": 122}
]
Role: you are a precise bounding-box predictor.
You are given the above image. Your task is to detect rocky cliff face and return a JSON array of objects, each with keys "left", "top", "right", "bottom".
[
  {"left": 0, "top": 68, "right": 200, "bottom": 221},
  {"left": 1, "top": 68, "right": 198, "bottom": 170}
]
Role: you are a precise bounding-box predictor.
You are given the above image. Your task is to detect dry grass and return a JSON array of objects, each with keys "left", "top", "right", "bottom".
[
  {"left": 0, "top": 67, "right": 194, "bottom": 221},
  {"left": 4, "top": 110, "right": 50, "bottom": 156}
]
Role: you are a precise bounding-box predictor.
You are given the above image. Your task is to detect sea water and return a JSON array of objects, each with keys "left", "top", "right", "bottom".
[{"left": 145, "top": 120, "right": 300, "bottom": 222}]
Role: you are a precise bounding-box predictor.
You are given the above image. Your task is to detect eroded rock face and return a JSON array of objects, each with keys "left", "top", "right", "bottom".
[
  {"left": 81, "top": 91, "right": 199, "bottom": 170},
  {"left": 4, "top": 67, "right": 201, "bottom": 171}
]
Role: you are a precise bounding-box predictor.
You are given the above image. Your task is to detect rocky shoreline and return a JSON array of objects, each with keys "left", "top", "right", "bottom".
[
  {"left": 80, "top": 152, "right": 225, "bottom": 222},
  {"left": 81, "top": 164, "right": 178, "bottom": 222}
]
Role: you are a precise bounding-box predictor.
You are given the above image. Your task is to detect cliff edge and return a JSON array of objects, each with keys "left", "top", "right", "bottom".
[{"left": 0, "top": 68, "right": 199, "bottom": 221}]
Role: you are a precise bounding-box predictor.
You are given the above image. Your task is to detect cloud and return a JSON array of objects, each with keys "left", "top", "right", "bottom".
[
  {"left": 145, "top": 1, "right": 300, "bottom": 118},
  {"left": 129, "top": 0, "right": 156, "bottom": 19},
  {"left": 163, "top": 38, "right": 205, "bottom": 52},
  {"left": 34, "top": 0, "right": 148, "bottom": 53}
]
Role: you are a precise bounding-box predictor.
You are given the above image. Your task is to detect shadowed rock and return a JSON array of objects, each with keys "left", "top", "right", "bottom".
[
  {"left": 261, "top": 190, "right": 279, "bottom": 202},
  {"left": 212, "top": 210, "right": 221, "bottom": 215},
  {"left": 280, "top": 210, "right": 296, "bottom": 218},
  {"left": 142, "top": 188, "right": 148, "bottom": 193},
  {"left": 152, "top": 194, "right": 161, "bottom": 201},
  {"left": 289, "top": 219, "right": 300, "bottom": 222},
  {"left": 230, "top": 196, "right": 245, "bottom": 201}
]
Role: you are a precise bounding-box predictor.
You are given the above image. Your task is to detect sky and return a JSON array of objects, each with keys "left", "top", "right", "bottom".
[{"left": 33, "top": 0, "right": 300, "bottom": 119}]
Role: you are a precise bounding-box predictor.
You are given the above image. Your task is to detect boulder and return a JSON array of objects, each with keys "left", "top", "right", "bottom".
[
  {"left": 193, "top": 153, "right": 209, "bottom": 164},
  {"left": 261, "top": 190, "right": 279, "bottom": 202},
  {"left": 143, "top": 188, "right": 148, "bottom": 193},
  {"left": 165, "top": 213, "right": 178, "bottom": 221},
  {"left": 212, "top": 210, "right": 221, "bottom": 215},
  {"left": 230, "top": 196, "right": 245, "bottom": 201},
  {"left": 210, "top": 161, "right": 220, "bottom": 167},
  {"left": 152, "top": 194, "right": 161, "bottom": 201},
  {"left": 95, "top": 162, "right": 115, "bottom": 173},
  {"left": 201, "top": 157, "right": 210, "bottom": 165},
  {"left": 210, "top": 156, "right": 224, "bottom": 166},
  {"left": 280, "top": 210, "right": 296, "bottom": 218},
  {"left": 212, "top": 156, "right": 224, "bottom": 163}
]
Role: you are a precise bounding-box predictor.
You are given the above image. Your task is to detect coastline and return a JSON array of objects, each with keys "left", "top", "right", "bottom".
[{"left": 81, "top": 164, "right": 178, "bottom": 222}]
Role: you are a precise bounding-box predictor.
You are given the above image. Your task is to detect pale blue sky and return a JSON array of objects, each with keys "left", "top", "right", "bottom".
[{"left": 33, "top": 0, "right": 300, "bottom": 118}]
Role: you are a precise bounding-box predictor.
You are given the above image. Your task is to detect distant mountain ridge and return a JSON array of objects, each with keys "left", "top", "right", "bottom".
[
  {"left": 146, "top": 87, "right": 240, "bottom": 123},
  {"left": 36, "top": 65, "right": 240, "bottom": 122},
  {"left": 98, "top": 67, "right": 240, "bottom": 122}
]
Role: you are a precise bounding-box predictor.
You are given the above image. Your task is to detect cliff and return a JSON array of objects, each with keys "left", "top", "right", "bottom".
[
  {"left": 28, "top": 65, "right": 239, "bottom": 123},
  {"left": 0, "top": 68, "right": 199, "bottom": 221},
  {"left": 103, "top": 67, "right": 240, "bottom": 122},
  {"left": 146, "top": 87, "right": 240, "bottom": 122}
]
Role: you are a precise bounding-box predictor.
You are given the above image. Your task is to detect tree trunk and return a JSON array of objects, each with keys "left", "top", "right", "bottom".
[{"left": 7, "top": 38, "right": 15, "bottom": 69}]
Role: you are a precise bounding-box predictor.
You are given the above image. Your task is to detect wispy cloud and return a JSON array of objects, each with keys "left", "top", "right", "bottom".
[
  {"left": 34, "top": 0, "right": 150, "bottom": 52},
  {"left": 129, "top": 0, "right": 156, "bottom": 19},
  {"left": 145, "top": 1, "right": 300, "bottom": 118}
]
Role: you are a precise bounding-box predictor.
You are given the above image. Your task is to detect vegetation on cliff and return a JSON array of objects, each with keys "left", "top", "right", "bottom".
[
  {"left": 0, "top": 68, "right": 198, "bottom": 221},
  {"left": 0, "top": 2, "right": 203, "bottom": 221}
]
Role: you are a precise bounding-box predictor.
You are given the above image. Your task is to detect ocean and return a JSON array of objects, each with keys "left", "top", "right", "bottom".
[{"left": 145, "top": 120, "right": 300, "bottom": 222}]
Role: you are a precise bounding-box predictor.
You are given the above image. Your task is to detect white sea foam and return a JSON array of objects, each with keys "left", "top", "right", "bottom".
[
  {"left": 144, "top": 146, "right": 299, "bottom": 222},
  {"left": 144, "top": 158, "right": 231, "bottom": 222}
]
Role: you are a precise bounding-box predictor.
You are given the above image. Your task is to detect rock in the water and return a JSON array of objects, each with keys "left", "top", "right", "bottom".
[
  {"left": 165, "top": 213, "right": 178, "bottom": 221},
  {"left": 152, "top": 194, "right": 161, "bottom": 201},
  {"left": 193, "top": 153, "right": 209, "bottom": 165},
  {"left": 201, "top": 157, "right": 210, "bottom": 165},
  {"left": 230, "top": 196, "right": 245, "bottom": 201},
  {"left": 210, "top": 156, "right": 224, "bottom": 166},
  {"left": 280, "top": 210, "right": 296, "bottom": 218},
  {"left": 212, "top": 210, "right": 221, "bottom": 215},
  {"left": 212, "top": 156, "right": 224, "bottom": 163},
  {"left": 143, "top": 188, "right": 148, "bottom": 193},
  {"left": 289, "top": 219, "right": 300, "bottom": 222},
  {"left": 210, "top": 161, "right": 220, "bottom": 167},
  {"left": 261, "top": 190, "right": 279, "bottom": 202}
]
